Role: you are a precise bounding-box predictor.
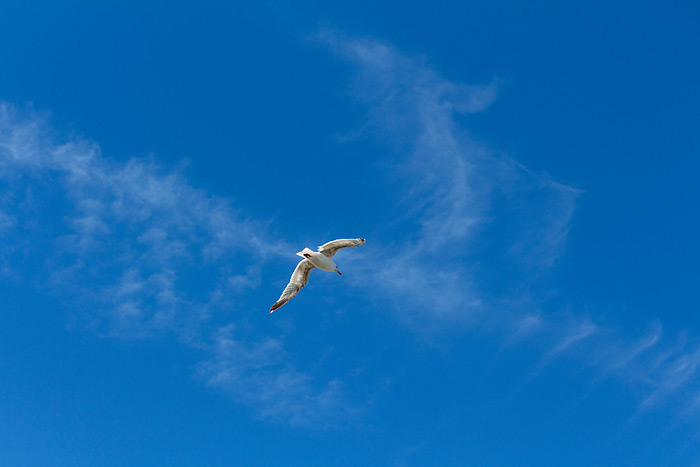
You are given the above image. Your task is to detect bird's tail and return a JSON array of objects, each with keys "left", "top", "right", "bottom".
[{"left": 296, "top": 247, "right": 314, "bottom": 259}]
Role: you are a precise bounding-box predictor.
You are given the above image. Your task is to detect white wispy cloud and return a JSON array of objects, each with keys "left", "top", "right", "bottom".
[
  {"left": 0, "top": 102, "right": 350, "bottom": 426},
  {"left": 0, "top": 103, "right": 281, "bottom": 335},
  {"left": 200, "top": 325, "right": 353, "bottom": 427},
  {"left": 320, "top": 33, "right": 580, "bottom": 331},
  {"left": 556, "top": 319, "right": 700, "bottom": 417},
  {"left": 321, "top": 33, "right": 700, "bottom": 421}
]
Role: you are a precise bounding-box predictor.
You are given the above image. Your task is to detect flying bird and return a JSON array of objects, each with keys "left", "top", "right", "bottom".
[{"left": 269, "top": 238, "right": 366, "bottom": 313}]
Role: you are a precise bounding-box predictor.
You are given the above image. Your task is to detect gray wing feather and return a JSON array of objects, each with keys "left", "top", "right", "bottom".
[
  {"left": 269, "top": 259, "right": 315, "bottom": 312},
  {"left": 318, "top": 238, "right": 366, "bottom": 258}
]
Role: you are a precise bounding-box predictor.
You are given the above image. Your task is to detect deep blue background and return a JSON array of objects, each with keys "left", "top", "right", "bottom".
[{"left": 1, "top": 1, "right": 699, "bottom": 465}]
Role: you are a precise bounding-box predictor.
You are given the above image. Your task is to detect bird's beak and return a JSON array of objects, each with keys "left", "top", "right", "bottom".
[{"left": 337, "top": 270, "right": 342, "bottom": 275}]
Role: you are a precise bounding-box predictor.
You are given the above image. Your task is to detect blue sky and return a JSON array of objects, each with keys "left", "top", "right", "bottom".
[{"left": 1, "top": 1, "right": 699, "bottom": 465}]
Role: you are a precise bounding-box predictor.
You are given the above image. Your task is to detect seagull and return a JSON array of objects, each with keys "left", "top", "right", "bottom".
[{"left": 269, "top": 238, "right": 366, "bottom": 313}]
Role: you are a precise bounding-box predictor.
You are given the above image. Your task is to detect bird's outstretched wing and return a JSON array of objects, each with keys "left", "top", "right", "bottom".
[
  {"left": 270, "top": 259, "right": 315, "bottom": 313},
  {"left": 318, "top": 238, "right": 366, "bottom": 258}
]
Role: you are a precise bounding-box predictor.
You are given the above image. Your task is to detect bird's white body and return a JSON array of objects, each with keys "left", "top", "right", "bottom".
[{"left": 297, "top": 248, "right": 337, "bottom": 271}]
